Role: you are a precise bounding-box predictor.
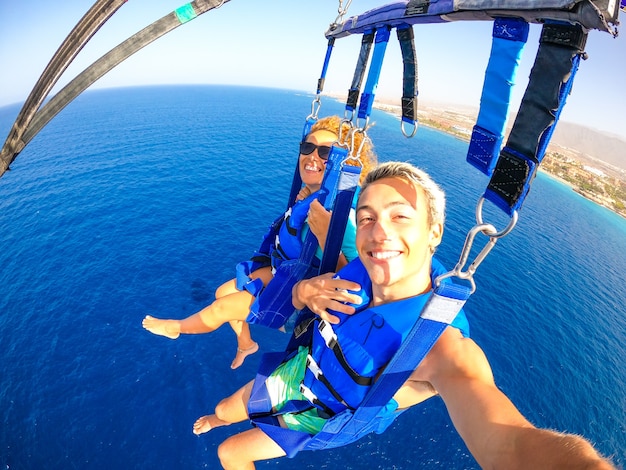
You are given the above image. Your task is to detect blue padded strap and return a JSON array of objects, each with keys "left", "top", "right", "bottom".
[
  {"left": 346, "top": 31, "right": 375, "bottom": 115},
  {"left": 318, "top": 164, "right": 361, "bottom": 275},
  {"left": 467, "top": 17, "right": 528, "bottom": 175},
  {"left": 358, "top": 27, "right": 391, "bottom": 121},
  {"left": 484, "top": 22, "right": 587, "bottom": 215},
  {"left": 299, "top": 144, "right": 349, "bottom": 269}
]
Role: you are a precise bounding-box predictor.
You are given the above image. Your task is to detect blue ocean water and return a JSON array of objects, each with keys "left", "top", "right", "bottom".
[{"left": 0, "top": 85, "right": 624, "bottom": 469}]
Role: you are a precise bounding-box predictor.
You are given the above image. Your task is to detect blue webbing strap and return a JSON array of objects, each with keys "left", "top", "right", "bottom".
[
  {"left": 358, "top": 27, "right": 391, "bottom": 121},
  {"left": 318, "top": 164, "right": 361, "bottom": 275},
  {"left": 307, "top": 281, "right": 471, "bottom": 449},
  {"left": 296, "top": 145, "right": 350, "bottom": 271},
  {"left": 467, "top": 17, "right": 529, "bottom": 175},
  {"left": 317, "top": 38, "right": 336, "bottom": 95},
  {"left": 396, "top": 24, "right": 418, "bottom": 130},
  {"left": 484, "top": 22, "right": 587, "bottom": 215},
  {"left": 346, "top": 31, "right": 375, "bottom": 116}
]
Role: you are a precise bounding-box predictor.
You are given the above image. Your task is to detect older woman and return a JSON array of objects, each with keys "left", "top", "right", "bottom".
[{"left": 142, "top": 115, "right": 377, "bottom": 368}]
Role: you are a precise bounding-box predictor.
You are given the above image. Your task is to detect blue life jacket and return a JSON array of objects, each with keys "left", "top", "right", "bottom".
[
  {"left": 272, "top": 191, "right": 321, "bottom": 270},
  {"left": 235, "top": 191, "right": 322, "bottom": 297},
  {"left": 299, "top": 257, "right": 470, "bottom": 417}
]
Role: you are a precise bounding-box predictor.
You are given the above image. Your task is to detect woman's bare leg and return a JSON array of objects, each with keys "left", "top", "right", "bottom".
[
  {"left": 213, "top": 279, "right": 259, "bottom": 368},
  {"left": 229, "top": 321, "right": 258, "bottom": 369},
  {"left": 142, "top": 288, "right": 255, "bottom": 338},
  {"left": 142, "top": 266, "right": 273, "bottom": 373}
]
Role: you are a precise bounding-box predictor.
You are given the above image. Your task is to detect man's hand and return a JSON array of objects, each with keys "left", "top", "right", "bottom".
[{"left": 292, "top": 273, "right": 363, "bottom": 324}]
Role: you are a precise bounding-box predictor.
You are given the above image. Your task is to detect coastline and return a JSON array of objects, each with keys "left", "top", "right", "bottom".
[{"left": 366, "top": 99, "right": 626, "bottom": 220}]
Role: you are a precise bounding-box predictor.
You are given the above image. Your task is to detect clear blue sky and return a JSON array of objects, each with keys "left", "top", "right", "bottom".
[{"left": 1, "top": 0, "right": 625, "bottom": 139}]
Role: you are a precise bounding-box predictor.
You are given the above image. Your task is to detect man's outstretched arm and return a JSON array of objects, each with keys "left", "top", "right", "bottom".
[{"left": 414, "top": 328, "right": 615, "bottom": 470}]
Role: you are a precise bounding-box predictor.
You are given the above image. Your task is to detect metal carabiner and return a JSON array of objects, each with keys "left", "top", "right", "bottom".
[
  {"left": 333, "top": 0, "right": 353, "bottom": 26},
  {"left": 306, "top": 96, "right": 322, "bottom": 121},
  {"left": 435, "top": 223, "right": 499, "bottom": 293},
  {"left": 355, "top": 115, "right": 370, "bottom": 134},
  {"left": 345, "top": 127, "right": 368, "bottom": 166},
  {"left": 337, "top": 117, "right": 353, "bottom": 147}
]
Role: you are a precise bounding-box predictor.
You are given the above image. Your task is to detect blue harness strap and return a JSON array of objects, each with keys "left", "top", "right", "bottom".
[
  {"left": 484, "top": 22, "right": 587, "bottom": 215},
  {"left": 317, "top": 164, "right": 361, "bottom": 275},
  {"left": 317, "top": 38, "right": 336, "bottom": 96},
  {"left": 467, "top": 17, "right": 529, "bottom": 175}
]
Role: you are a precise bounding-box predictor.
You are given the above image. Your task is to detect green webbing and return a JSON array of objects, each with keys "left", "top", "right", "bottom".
[{"left": 175, "top": 4, "right": 197, "bottom": 23}]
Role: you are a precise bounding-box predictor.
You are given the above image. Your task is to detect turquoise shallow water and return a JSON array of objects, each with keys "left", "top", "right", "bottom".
[{"left": 0, "top": 85, "right": 624, "bottom": 469}]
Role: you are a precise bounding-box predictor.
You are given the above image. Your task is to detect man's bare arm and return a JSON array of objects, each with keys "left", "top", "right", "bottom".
[{"left": 413, "top": 328, "right": 614, "bottom": 470}]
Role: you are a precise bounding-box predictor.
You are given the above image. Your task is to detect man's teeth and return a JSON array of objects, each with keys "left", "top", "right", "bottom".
[
  {"left": 305, "top": 164, "right": 318, "bottom": 171},
  {"left": 370, "top": 251, "right": 400, "bottom": 260}
]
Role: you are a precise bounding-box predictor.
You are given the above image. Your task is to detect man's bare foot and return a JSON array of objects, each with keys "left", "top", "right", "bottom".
[
  {"left": 193, "top": 414, "right": 230, "bottom": 435},
  {"left": 230, "top": 342, "right": 259, "bottom": 369},
  {"left": 142, "top": 315, "right": 181, "bottom": 339}
]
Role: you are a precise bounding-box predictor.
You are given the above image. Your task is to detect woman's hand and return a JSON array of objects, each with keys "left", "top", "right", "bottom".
[
  {"left": 296, "top": 186, "right": 312, "bottom": 201},
  {"left": 292, "top": 273, "right": 362, "bottom": 324},
  {"left": 307, "top": 199, "right": 332, "bottom": 248}
]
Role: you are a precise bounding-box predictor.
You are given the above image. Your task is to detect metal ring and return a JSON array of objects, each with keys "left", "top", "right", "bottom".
[
  {"left": 475, "top": 197, "right": 518, "bottom": 239},
  {"left": 401, "top": 119, "right": 418, "bottom": 138}
]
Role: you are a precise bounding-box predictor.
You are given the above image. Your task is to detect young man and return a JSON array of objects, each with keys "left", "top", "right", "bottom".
[{"left": 192, "top": 161, "right": 614, "bottom": 470}]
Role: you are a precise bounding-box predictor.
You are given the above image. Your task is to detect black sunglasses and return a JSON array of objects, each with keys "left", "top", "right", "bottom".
[{"left": 299, "top": 141, "right": 332, "bottom": 161}]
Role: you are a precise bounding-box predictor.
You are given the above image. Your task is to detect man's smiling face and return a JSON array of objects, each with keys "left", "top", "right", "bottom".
[{"left": 355, "top": 176, "right": 442, "bottom": 302}]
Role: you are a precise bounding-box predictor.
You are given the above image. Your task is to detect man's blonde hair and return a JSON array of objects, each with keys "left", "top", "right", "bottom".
[{"left": 360, "top": 161, "right": 446, "bottom": 227}]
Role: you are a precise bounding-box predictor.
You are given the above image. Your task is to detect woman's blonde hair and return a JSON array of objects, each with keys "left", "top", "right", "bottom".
[{"left": 308, "top": 115, "right": 377, "bottom": 185}]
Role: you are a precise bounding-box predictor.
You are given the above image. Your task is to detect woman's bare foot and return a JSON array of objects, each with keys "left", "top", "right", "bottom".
[
  {"left": 230, "top": 342, "right": 259, "bottom": 369},
  {"left": 142, "top": 315, "right": 181, "bottom": 339},
  {"left": 193, "top": 414, "right": 230, "bottom": 435}
]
